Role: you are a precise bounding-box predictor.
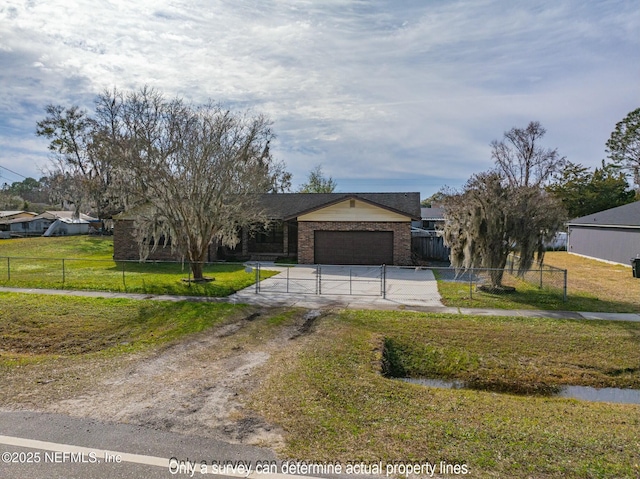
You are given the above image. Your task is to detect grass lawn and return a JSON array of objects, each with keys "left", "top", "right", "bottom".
[
  {"left": 252, "top": 310, "right": 640, "bottom": 478},
  {"left": 0, "top": 292, "right": 245, "bottom": 365},
  {"left": 0, "top": 236, "right": 275, "bottom": 296},
  {"left": 436, "top": 252, "right": 640, "bottom": 312},
  {"left": 0, "top": 292, "right": 254, "bottom": 409},
  {"left": 544, "top": 251, "right": 640, "bottom": 311}
]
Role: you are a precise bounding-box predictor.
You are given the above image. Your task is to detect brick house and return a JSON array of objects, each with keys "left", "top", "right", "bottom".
[{"left": 113, "top": 192, "right": 420, "bottom": 265}]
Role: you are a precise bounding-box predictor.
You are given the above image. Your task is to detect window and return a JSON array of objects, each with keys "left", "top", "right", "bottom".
[{"left": 255, "top": 222, "right": 283, "bottom": 244}]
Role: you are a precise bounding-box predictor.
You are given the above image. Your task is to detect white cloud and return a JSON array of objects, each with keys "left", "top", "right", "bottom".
[{"left": 0, "top": 0, "right": 639, "bottom": 197}]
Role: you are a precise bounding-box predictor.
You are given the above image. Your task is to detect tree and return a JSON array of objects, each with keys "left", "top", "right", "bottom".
[
  {"left": 36, "top": 102, "right": 126, "bottom": 218},
  {"left": 606, "top": 107, "right": 640, "bottom": 185},
  {"left": 547, "top": 161, "right": 635, "bottom": 218},
  {"left": 491, "top": 121, "right": 565, "bottom": 187},
  {"left": 100, "top": 87, "right": 287, "bottom": 281},
  {"left": 420, "top": 192, "right": 445, "bottom": 208},
  {"left": 297, "top": 165, "right": 337, "bottom": 193},
  {"left": 442, "top": 122, "right": 566, "bottom": 289},
  {"left": 442, "top": 173, "right": 564, "bottom": 288}
]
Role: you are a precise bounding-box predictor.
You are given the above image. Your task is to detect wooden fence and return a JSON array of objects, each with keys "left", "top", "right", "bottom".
[{"left": 411, "top": 234, "right": 450, "bottom": 261}]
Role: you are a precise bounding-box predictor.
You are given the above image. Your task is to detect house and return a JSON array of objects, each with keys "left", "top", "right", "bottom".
[
  {"left": 0, "top": 211, "right": 97, "bottom": 237},
  {"left": 411, "top": 207, "right": 450, "bottom": 261},
  {"left": 567, "top": 201, "right": 640, "bottom": 265},
  {"left": 0, "top": 211, "right": 38, "bottom": 232},
  {"left": 414, "top": 207, "right": 445, "bottom": 231},
  {"left": 113, "top": 192, "right": 420, "bottom": 265},
  {"left": 0, "top": 211, "right": 39, "bottom": 238}
]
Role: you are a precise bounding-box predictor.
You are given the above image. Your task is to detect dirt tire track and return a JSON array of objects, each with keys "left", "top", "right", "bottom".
[{"left": 3, "top": 308, "right": 328, "bottom": 448}]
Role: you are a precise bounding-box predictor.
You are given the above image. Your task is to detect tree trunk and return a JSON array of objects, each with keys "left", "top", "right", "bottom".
[
  {"left": 191, "top": 260, "right": 204, "bottom": 280},
  {"left": 489, "top": 268, "right": 505, "bottom": 288}
]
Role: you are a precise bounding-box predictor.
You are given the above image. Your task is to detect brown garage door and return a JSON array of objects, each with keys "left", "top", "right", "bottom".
[{"left": 314, "top": 231, "right": 393, "bottom": 265}]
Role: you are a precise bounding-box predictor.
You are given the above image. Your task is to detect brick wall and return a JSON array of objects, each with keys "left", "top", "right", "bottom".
[
  {"left": 298, "top": 221, "right": 412, "bottom": 265},
  {"left": 113, "top": 220, "right": 181, "bottom": 261}
]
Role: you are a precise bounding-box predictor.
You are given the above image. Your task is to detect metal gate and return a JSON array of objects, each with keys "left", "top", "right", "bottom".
[{"left": 255, "top": 264, "right": 385, "bottom": 296}]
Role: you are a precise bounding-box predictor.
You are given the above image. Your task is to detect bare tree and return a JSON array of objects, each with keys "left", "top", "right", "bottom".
[
  {"left": 491, "top": 121, "right": 565, "bottom": 187},
  {"left": 442, "top": 122, "right": 566, "bottom": 289},
  {"left": 103, "top": 87, "right": 285, "bottom": 280}
]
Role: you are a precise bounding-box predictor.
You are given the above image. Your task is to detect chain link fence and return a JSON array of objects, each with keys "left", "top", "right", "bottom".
[
  {"left": 252, "top": 262, "right": 567, "bottom": 303},
  {"left": 432, "top": 264, "right": 567, "bottom": 302},
  {"left": 0, "top": 256, "right": 567, "bottom": 303},
  {"left": 0, "top": 257, "right": 266, "bottom": 295}
]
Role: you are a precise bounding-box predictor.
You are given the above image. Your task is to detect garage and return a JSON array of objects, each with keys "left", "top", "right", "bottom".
[{"left": 314, "top": 231, "right": 393, "bottom": 265}]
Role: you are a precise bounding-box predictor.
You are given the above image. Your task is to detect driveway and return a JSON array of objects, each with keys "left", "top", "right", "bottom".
[{"left": 230, "top": 264, "right": 445, "bottom": 308}]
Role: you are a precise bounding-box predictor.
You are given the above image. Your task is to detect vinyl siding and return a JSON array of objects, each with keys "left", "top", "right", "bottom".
[
  {"left": 568, "top": 225, "right": 640, "bottom": 265},
  {"left": 298, "top": 199, "right": 409, "bottom": 222}
]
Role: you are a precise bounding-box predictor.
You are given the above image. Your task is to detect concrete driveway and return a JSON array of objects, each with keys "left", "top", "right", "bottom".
[{"left": 231, "top": 264, "right": 444, "bottom": 308}]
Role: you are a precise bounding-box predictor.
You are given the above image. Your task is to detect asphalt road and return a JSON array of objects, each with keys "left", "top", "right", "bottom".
[{"left": 0, "top": 410, "right": 282, "bottom": 479}]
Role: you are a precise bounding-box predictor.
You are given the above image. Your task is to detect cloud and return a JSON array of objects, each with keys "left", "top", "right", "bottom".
[{"left": 0, "top": 0, "right": 639, "bottom": 198}]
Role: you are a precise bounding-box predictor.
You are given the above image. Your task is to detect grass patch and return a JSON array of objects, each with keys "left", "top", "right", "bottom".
[
  {"left": 0, "top": 236, "right": 115, "bottom": 259},
  {"left": 0, "top": 236, "right": 277, "bottom": 296},
  {"left": 252, "top": 310, "right": 640, "bottom": 478},
  {"left": 544, "top": 251, "right": 640, "bottom": 312},
  {"left": 434, "top": 266, "right": 640, "bottom": 312},
  {"left": 0, "top": 292, "right": 244, "bottom": 363}
]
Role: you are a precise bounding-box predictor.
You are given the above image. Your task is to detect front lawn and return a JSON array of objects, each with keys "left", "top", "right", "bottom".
[
  {"left": 0, "top": 236, "right": 275, "bottom": 296},
  {"left": 0, "top": 292, "right": 244, "bottom": 365},
  {"left": 434, "top": 253, "right": 640, "bottom": 312},
  {"left": 252, "top": 310, "right": 640, "bottom": 478}
]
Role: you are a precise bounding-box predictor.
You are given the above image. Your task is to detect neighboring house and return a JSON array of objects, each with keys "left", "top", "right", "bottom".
[
  {"left": 0, "top": 211, "right": 38, "bottom": 232},
  {"left": 0, "top": 211, "right": 38, "bottom": 238},
  {"left": 113, "top": 192, "right": 420, "bottom": 265},
  {"left": 567, "top": 201, "right": 640, "bottom": 265},
  {"left": 0, "top": 211, "right": 97, "bottom": 237},
  {"left": 411, "top": 207, "right": 450, "bottom": 261},
  {"left": 414, "top": 207, "right": 445, "bottom": 231}
]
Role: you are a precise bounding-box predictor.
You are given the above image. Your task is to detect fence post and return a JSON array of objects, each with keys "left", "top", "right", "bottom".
[
  {"left": 318, "top": 265, "right": 322, "bottom": 295},
  {"left": 7, "top": 257, "right": 10, "bottom": 282},
  {"left": 350, "top": 267, "right": 352, "bottom": 295},
  {"left": 469, "top": 268, "right": 473, "bottom": 299},
  {"left": 62, "top": 258, "right": 65, "bottom": 286},
  {"left": 122, "top": 261, "right": 126, "bottom": 291},
  {"left": 286, "top": 265, "right": 289, "bottom": 293},
  {"left": 539, "top": 267, "right": 543, "bottom": 289},
  {"left": 255, "top": 262, "right": 260, "bottom": 293},
  {"left": 563, "top": 269, "right": 567, "bottom": 302},
  {"left": 382, "top": 264, "right": 386, "bottom": 298}
]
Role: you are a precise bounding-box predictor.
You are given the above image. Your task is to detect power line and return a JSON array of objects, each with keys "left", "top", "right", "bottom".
[{"left": 0, "top": 164, "right": 28, "bottom": 180}]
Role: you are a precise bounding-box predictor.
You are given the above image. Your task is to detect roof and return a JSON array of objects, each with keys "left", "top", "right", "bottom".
[
  {"left": 115, "top": 193, "right": 422, "bottom": 221},
  {"left": 259, "top": 192, "right": 421, "bottom": 220},
  {"left": 33, "top": 211, "right": 97, "bottom": 222},
  {"left": 421, "top": 207, "right": 445, "bottom": 220},
  {"left": 0, "top": 210, "right": 36, "bottom": 218},
  {"left": 567, "top": 201, "right": 640, "bottom": 228}
]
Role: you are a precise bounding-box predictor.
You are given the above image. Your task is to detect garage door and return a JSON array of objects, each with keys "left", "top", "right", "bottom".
[{"left": 314, "top": 231, "right": 393, "bottom": 265}]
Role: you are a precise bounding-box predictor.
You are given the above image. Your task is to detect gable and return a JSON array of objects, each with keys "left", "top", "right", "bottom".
[{"left": 298, "top": 198, "right": 411, "bottom": 222}]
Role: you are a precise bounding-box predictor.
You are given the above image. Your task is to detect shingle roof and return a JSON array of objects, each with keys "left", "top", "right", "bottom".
[
  {"left": 567, "top": 201, "right": 640, "bottom": 227},
  {"left": 115, "top": 193, "right": 421, "bottom": 221},
  {"left": 258, "top": 192, "right": 421, "bottom": 220}
]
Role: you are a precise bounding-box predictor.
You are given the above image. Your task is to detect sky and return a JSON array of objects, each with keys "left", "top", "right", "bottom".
[{"left": 0, "top": 0, "right": 638, "bottom": 200}]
